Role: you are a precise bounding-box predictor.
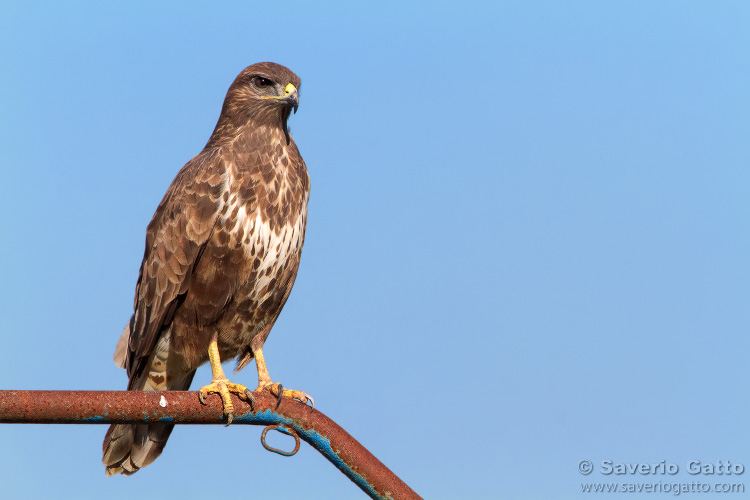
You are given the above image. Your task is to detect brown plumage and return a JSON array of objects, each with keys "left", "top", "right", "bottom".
[{"left": 103, "top": 62, "right": 311, "bottom": 476}]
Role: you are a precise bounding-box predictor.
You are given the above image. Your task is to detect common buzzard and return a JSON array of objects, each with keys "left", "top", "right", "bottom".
[{"left": 102, "top": 62, "right": 312, "bottom": 476}]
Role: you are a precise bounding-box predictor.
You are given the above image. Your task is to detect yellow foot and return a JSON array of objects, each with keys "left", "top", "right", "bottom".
[
  {"left": 198, "top": 379, "right": 255, "bottom": 425},
  {"left": 258, "top": 382, "right": 314, "bottom": 410}
]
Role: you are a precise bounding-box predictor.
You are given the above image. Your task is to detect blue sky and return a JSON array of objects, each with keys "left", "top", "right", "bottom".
[{"left": 1, "top": 1, "right": 749, "bottom": 499}]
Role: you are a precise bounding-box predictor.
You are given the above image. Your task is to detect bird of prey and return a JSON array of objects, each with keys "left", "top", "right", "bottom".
[{"left": 102, "top": 62, "right": 312, "bottom": 476}]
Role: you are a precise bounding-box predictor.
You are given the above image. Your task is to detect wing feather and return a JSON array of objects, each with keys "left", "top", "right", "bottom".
[{"left": 125, "top": 149, "right": 226, "bottom": 385}]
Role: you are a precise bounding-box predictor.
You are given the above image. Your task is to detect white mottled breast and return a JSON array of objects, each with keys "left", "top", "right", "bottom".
[
  {"left": 235, "top": 201, "right": 306, "bottom": 270},
  {"left": 220, "top": 159, "right": 309, "bottom": 297}
]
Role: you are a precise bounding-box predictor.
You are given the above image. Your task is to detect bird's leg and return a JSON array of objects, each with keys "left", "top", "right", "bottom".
[
  {"left": 253, "top": 345, "right": 314, "bottom": 409},
  {"left": 198, "top": 332, "right": 254, "bottom": 425}
]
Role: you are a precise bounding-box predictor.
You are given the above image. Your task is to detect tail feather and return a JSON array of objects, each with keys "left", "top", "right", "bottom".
[
  {"left": 103, "top": 326, "right": 195, "bottom": 476},
  {"left": 103, "top": 422, "right": 177, "bottom": 476},
  {"left": 102, "top": 423, "right": 134, "bottom": 469},
  {"left": 102, "top": 370, "right": 194, "bottom": 476}
]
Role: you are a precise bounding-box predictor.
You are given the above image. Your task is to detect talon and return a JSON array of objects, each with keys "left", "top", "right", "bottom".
[
  {"left": 275, "top": 383, "right": 284, "bottom": 409},
  {"left": 256, "top": 382, "right": 314, "bottom": 410},
  {"left": 252, "top": 346, "right": 313, "bottom": 412},
  {"left": 244, "top": 389, "right": 256, "bottom": 410},
  {"left": 199, "top": 336, "right": 251, "bottom": 423},
  {"left": 198, "top": 379, "right": 251, "bottom": 424}
]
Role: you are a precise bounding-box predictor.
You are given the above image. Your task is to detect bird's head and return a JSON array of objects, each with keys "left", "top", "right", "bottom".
[{"left": 213, "top": 62, "right": 301, "bottom": 145}]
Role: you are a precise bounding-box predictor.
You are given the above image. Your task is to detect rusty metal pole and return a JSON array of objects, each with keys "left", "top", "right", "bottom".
[{"left": 0, "top": 390, "right": 421, "bottom": 500}]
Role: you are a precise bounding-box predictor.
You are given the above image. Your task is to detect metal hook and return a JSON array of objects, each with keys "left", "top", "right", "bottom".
[{"left": 261, "top": 424, "right": 301, "bottom": 457}]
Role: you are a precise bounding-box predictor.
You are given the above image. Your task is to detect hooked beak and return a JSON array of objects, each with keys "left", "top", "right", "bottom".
[
  {"left": 283, "top": 83, "right": 299, "bottom": 114},
  {"left": 280, "top": 83, "right": 299, "bottom": 145}
]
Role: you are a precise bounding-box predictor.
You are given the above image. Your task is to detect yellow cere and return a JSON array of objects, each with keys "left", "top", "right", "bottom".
[{"left": 260, "top": 83, "right": 297, "bottom": 100}]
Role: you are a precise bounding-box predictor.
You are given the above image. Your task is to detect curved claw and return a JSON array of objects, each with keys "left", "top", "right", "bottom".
[
  {"left": 198, "top": 390, "right": 207, "bottom": 405},
  {"left": 306, "top": 394, "right": 315, "bottom": 410},
  {"left": 274, "top": 383, "right": 284, "bottom": 410},
  {"left": 225, "top": 412, "right": 233, "bottom": 426},
  {"left": 244, "top": 389, "right": 256, "bottom": 410}
]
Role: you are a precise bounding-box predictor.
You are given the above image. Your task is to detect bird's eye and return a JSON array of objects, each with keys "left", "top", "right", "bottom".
[{"left": 254, "top": 77, "right": 273, "bottom": 88}]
